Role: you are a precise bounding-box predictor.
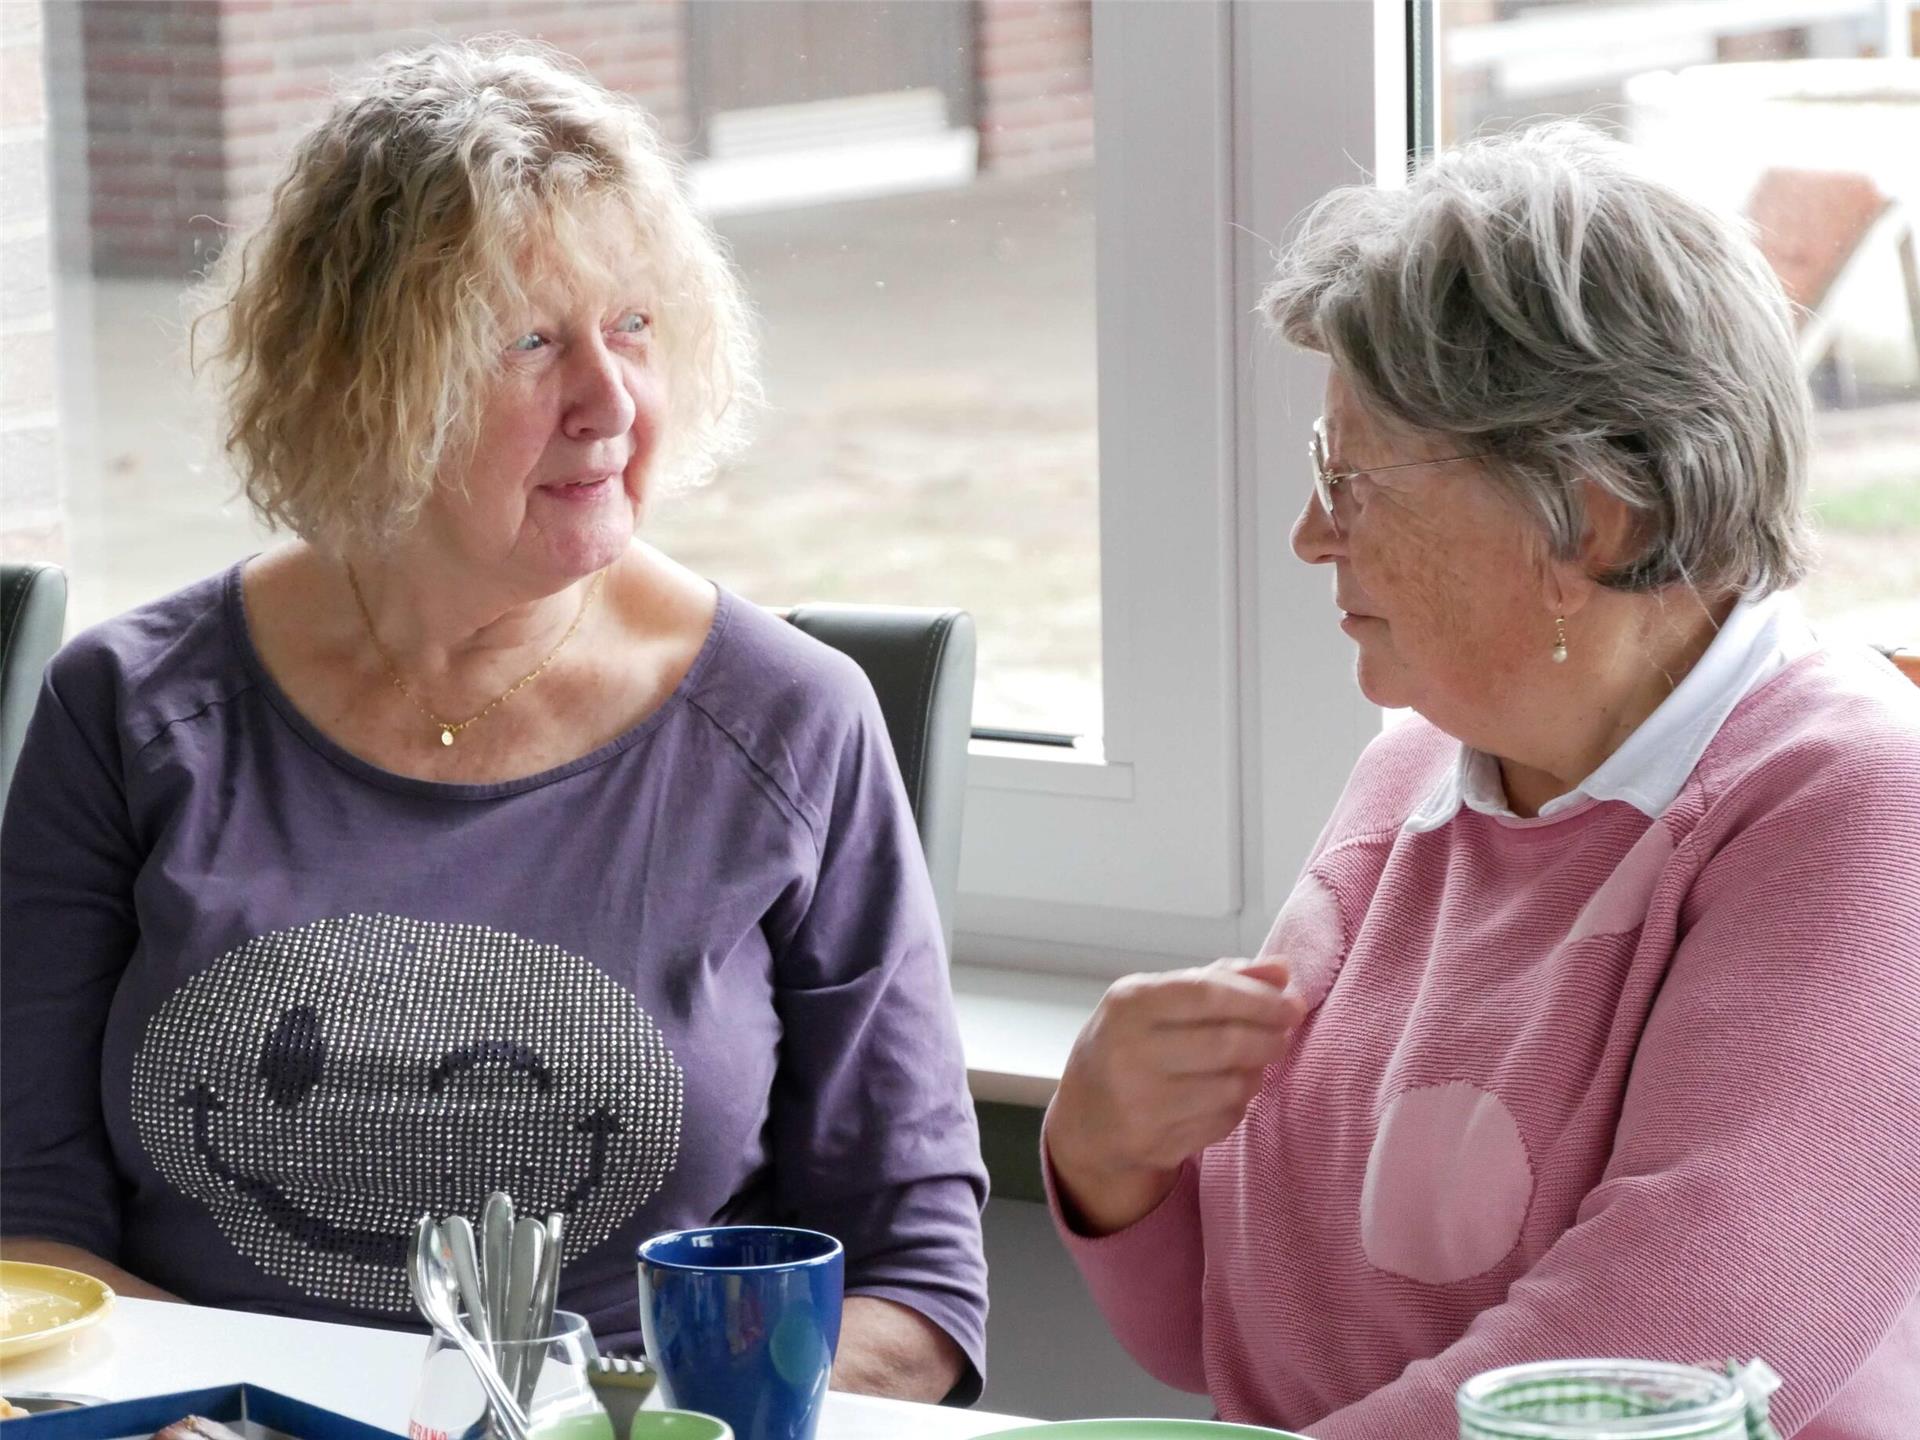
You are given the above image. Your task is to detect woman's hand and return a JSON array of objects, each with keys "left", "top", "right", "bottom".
[{"left": 1043, "top": 957, "right": 1305, "bottom": 1237}]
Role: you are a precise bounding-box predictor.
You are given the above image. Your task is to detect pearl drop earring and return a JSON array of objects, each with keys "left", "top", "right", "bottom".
[{"left": 1551, "top": 615, "right": 1569, "bottom": 664}]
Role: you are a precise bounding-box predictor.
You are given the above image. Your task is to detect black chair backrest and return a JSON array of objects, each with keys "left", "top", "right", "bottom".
[
  {"left": 1, "top": 562, "right": 68, "bottom": 809},
  {"left": 783, "top": 604, "right": 975, "bottom": 961}
]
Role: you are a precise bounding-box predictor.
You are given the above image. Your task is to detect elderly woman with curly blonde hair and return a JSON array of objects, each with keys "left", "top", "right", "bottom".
[
  {"left": 1044, "top": 124, "right": 1920, "bottom": 1436},
  {"left": 0, "top": 40, "right": 985, "bottom": 1402}
]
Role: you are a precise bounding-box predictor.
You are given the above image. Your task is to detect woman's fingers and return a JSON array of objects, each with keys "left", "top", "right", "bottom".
[
  {"left": 1048, "top": 956, "right": 1313, "bottom": 1212},
  {"left": 1109, "top": 958, "right": 1299, "bottom": 1031},
  {"left": 1148, "top": 1018, "right": 1297, "bottom": 1077},
  {"left": 1089, "top": 959, "right": 1306, "bottom": 1089}
]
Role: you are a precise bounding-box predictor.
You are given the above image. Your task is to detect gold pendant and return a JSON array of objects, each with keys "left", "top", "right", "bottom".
[{"left": 440, "top": 728, "right": 455, "bottom": 747}]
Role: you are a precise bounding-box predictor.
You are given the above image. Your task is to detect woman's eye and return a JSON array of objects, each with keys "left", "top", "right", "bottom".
[
  {"left": 613, "top": 312, "right": 650, "bottom": 336},
  {"left": 508, "top": 332, "right": 547, "bottom": 353}
]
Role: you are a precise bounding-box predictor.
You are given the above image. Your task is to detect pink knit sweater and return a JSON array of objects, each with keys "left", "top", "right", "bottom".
[{"left": 1051, "top": 649, "right": 1920, "bottom": 1438}]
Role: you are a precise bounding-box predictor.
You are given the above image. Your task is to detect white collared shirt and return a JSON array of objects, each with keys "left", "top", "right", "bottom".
[{"left": 1404, "top": 591, "right": 1820, "bottom": 833}]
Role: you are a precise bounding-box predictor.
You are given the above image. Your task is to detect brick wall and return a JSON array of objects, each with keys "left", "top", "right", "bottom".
[
  {"left": 73, "top": 0, "right": 1093, "bottom": 280},
  {"left": 80, "top": 1, "right": 225, "bottom": 276},
  {"left": 80, "top": 0, "right": 687, "bottom": 279},
  {"left": 1, "top": 0, "right": 62, "bottom": 560},
  {"left": 976, "top": 0, "right": 1092, "bottom": 175}
]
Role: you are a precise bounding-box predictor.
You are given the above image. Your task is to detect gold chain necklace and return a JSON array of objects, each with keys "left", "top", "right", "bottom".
[{"left": 345, "top": 564, "right": 608, "bottom": 747}]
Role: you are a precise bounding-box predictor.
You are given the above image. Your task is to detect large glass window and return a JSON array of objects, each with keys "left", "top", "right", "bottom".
[
  {"left": 42, "top": 3, "right": 1888, "bottom": 971},
  {"left": 8, "top": 0, "right": 1254, "bottom": 946},
  {"left": 1425, "top": 0, "right": 1920, "bottom": 647},
  {"left": 30, "top": 0, "right": 1100, "bottom": 740}
]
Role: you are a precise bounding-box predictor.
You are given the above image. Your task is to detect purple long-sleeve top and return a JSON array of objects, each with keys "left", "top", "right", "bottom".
[{"left": 0, "top": 564, "right": 988, "bottom": 1395}]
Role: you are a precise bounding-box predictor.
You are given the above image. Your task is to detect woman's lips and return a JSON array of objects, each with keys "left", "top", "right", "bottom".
[{"left": 536, "top": 474, "right": 614, "bottom": 503}]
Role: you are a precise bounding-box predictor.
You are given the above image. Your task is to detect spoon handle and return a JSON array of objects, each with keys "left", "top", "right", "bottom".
[
  {"left": 481, "top": 1191, "right": 514, "bottom": 1340},
  {"left": 443, "top": 1217, "right": 491, "bottom": 1347},
  {"left": 535, "top": 1214, "right": 564, "bottom": 1335},
  {"left": 502, "top": 1218, "right": 545, "bottom": 1405},
  {"left": 520, "top": 1215, "right": 564, "bottom": 1409}
]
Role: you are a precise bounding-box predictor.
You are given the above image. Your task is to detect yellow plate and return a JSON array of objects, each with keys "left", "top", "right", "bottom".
[{"left": 0, "top": 1262, "right": 114, "bottom": 1361}]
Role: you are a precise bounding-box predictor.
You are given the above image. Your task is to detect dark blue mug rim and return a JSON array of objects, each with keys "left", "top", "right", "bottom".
[{"left": 637, "top": 1224, "right": 844, "bottom": 1274}]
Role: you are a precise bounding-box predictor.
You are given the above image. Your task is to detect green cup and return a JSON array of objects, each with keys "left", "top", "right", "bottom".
[
  {"left": 1457, "top": 1360, "right": 1748, "bottom": 1440},
  {"left": 628, "top": 1412, "right": 734, "bottom": 1440}
]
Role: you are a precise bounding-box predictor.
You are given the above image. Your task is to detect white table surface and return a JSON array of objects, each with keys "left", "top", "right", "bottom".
[{"left": 0, "top": 1297, "right": 1034, "bottom": 1439}]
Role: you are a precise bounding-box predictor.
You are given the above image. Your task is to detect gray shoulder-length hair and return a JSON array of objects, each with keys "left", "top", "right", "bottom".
[{"left": 1264, "top": 120, "right": 1814, "bottom": 599}]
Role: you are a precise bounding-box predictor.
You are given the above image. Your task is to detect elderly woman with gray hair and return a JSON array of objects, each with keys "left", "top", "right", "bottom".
[{"left": 1043, "top": 123, "right": 1920, "bottom": 1436}]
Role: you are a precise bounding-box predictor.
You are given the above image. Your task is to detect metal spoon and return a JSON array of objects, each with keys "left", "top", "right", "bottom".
[
  {"left": 409, "top": 1213, "right": 532, "bottom": 1440},
  {"left": 481, "top": 1191, "right": 515, "bottom": 1340},
  {"left": 530, "top": 1214, "right": 564, "bottom": 1338},
  {"left": 441, "top": 1216, "right": 492, "bottom": 1347},
  {"left": 502, "top": 1217, "right": 546, "bottom": 1405},
  {"left": 518, "top": 1214, "right": 564, "bottom": 1410}
]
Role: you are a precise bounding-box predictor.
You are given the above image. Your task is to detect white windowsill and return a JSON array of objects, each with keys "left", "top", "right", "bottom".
[{"left": 951, "top": 962, "right": 1106, "bottom": 1108}]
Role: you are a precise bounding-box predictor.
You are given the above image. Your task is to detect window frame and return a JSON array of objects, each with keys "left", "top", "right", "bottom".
[{"left": 953, "top": 0, "right": 1398, "bottom": 974}]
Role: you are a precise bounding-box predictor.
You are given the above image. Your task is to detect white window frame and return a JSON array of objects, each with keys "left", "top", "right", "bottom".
[{"left": 954, "top": 1, "right": 1400, "bottom": 975}]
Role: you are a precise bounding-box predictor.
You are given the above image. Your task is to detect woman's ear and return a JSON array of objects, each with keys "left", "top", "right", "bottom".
[
  {"left": 1541, "top": 552, "right": 1586, "bottom": 621},
  {"left": 1578, "top": 480, "right": 1646, "bottom": 581},
  {"left": 1537, "top": 480, "right": 1637, "bottom": 622}
]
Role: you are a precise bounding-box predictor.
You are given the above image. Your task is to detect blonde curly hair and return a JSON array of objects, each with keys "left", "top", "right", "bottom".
[{"left": 195, "top": 38, "right": 756, "bottom": 555}]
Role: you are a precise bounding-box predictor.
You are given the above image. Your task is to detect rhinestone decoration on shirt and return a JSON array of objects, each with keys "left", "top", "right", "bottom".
[{"left": 130, "top": 913, "right": 685, "bottom": 1313}]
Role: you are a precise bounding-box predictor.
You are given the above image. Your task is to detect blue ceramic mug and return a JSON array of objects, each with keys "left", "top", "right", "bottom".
[{"left": 636, "top": 1226, "right": 844, "bottom": 1440}]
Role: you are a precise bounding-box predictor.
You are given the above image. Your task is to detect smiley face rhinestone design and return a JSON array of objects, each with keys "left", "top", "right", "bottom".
[{"left": 130, "top": 914, "right": 684, "bottom": 1311}]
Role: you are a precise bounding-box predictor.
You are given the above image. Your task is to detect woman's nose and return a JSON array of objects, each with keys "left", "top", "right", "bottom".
[
  {"left": 562, "top": 337, "right": 637, "bottom": 441},
  {"left": 1291, "top": 490, "right": 1343, "bottom": 565}
]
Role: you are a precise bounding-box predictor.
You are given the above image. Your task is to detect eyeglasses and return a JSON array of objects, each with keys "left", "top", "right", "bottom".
[{"left": 1309, "top": 416, "right": 1489, "bottom": 535}]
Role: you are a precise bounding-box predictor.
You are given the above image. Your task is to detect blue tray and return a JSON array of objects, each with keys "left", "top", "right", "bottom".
[{"left": 3, "top": 1384, "right": 403, "bottom": 1440}]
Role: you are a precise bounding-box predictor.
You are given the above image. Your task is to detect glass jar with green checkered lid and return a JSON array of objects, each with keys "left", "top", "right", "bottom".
[{"left": 1456, "top": 1359, "right": 1782, "bottom": 1440}]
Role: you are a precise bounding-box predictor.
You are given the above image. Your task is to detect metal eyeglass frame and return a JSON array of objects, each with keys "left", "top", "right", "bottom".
[{"left": 1309, "top": 416, "right": 1489, "bottom": 534}]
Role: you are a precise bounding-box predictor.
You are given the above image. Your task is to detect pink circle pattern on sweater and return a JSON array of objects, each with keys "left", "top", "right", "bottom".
[{"left": 1360, "top": 1080, "right": 1534, "bottom": 1284}]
